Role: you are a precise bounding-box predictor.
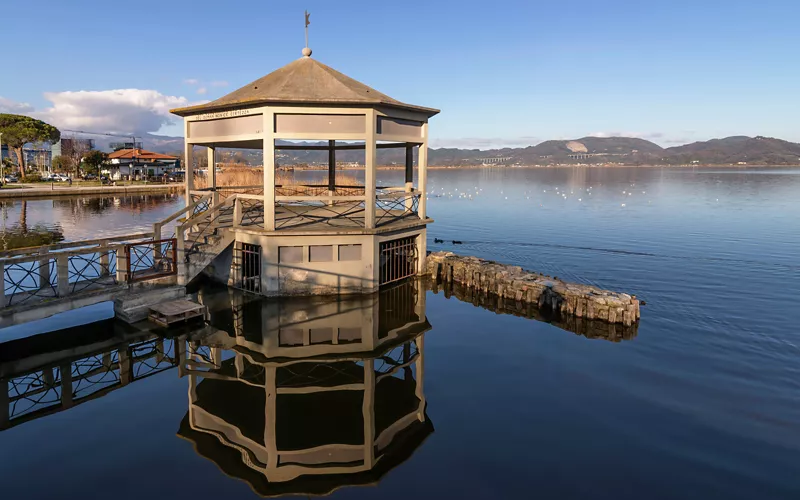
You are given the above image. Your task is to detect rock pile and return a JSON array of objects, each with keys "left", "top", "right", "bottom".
[{"left": 425, "top": 252, "right": 641, "bottom": 326}]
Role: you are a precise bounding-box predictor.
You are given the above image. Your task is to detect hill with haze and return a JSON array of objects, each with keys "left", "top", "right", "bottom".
[{"left": 134, "top": 134, "right": 800, "bottom": 166}]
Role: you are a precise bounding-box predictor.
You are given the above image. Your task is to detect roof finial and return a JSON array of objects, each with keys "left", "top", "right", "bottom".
[{"left": 303, "top": 10, "right": 312, "bottom": 57}]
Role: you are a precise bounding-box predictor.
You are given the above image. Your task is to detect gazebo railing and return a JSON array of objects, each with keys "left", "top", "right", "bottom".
[
  {"left": 177, "top": 187, "right": 422, "bottom": 234},
  {"left": 376, "top": 191, "right": 421, "bottom": 227},
  {"left": 274, "top": 197, "right": 367, "bottom": 230}
]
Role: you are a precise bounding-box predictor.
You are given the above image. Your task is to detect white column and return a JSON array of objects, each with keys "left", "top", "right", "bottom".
[
  {"left": 365, "top": 110, "right": 377, "bottom": 229},
  {"left": 184, "top": 121, "right": 194, "bottom": 208},
  {"left": 418, "top": 123, "right": 428, "bottom": 220},
  {"left": 405, "top": 143, "right": 414, "bottom": 211},
  {"left": 263, "top": 111, "right": 276, "bottom": 231},
  {"left": 208, "top": 146, "right": 218, "bottom": 206}
]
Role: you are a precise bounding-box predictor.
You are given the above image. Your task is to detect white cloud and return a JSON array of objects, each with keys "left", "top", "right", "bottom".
[
  {"left": 0, "top": 96, "right": 35, "bottom": 114},
  {"left": 210, "top": 80, "right": 229, "bottom": 87},
  {"left": 196, "top": 87, "right": 208, "bottom": 95},
  {"left": 36, "top": 89, "right": 190, "bottom": 135},
  {"left": 183, "top": 78, "right": 199, "bottom": 85}
]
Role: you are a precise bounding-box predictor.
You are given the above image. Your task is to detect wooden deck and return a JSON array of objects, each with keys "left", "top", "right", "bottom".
[
  {"left": 149, "top": 299, "right": 208, "bottom": 327},
  {"left": 236, "top": 204, "right": 431, "bottom": 233}
]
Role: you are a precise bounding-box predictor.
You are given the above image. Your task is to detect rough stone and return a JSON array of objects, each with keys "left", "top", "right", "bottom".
[{"left": 424, "top": 252, "right": 641, "bottom": 325}]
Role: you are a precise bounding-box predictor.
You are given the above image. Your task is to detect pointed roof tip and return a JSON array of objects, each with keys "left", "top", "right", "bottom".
[{"left": 171, "top": 55, "right": 439, "bottom": 118}]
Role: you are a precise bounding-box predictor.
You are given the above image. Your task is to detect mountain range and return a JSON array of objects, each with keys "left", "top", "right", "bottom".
[{"left": 129, "top": 134, "right": 800, "bottom": 166}]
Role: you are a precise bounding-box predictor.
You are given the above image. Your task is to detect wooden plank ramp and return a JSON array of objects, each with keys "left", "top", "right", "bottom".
[{"left": 148, "top": 299, "right": 208, "bottom": 328}]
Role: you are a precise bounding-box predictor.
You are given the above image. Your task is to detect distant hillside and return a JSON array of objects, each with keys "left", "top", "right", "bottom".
[
  {"left": 135, "top": 134, "right": 800, "bottom": 166},
  {"left": 531, "top": 137, "right": 664, "bottom": 157},
  {"left": 665, "top": 136, "right": 800, "bottom": 165}
]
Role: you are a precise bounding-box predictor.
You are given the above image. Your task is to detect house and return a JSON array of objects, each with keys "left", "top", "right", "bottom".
[{"left": 105, "top": 148, "right": 180, "bottom": 180}]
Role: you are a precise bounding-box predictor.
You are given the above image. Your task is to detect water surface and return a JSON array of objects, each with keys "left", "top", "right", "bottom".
[{"left": 1, "top": 166, "right": 799, "bottom": 499}]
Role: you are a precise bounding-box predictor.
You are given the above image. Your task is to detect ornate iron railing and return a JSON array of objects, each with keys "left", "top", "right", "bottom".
[
  {"left": 376, "top": 192, "right": 421, "bottom": 227},
  {"left": 125, "top": 238, "right": 177, "bottom": 283},
  {"left": 2, "top": 246, "right": 120, "bottom": 307},
  {"left": 274, "top": 199, "right": 367, "bottom": 230},
  {"left": 238, "top": 198, "right": 265, "bottom": 227}
]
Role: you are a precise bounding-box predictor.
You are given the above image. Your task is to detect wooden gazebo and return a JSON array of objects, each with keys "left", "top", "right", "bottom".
[{"left": 169, "top": 46, "right": 439, "bottom": 295}]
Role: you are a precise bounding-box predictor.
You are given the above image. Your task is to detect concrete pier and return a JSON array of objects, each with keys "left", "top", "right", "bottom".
[{"left": 425, "top": 252, "right": 641, "bottom": 326}]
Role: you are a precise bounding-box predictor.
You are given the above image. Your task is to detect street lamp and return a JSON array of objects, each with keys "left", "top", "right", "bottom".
[{"left": 0, "top": 132, "right": 4, "bottom": 184}]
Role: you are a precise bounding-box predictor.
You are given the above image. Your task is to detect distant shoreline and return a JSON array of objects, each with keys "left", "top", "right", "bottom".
[
  {"left": 0, "top": 184, "right": 181, "bottom": 200},
  {"left": 283, "top": 163, "right": 800, "bottom": 171}
]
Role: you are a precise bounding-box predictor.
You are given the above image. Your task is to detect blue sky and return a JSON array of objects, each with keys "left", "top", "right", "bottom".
[{"left": 2, "top": 0, "right": 800, "bottom": 149}]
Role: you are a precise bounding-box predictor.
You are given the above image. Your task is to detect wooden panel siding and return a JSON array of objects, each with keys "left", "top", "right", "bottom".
[
  {"left": 377, "top": 116, "right": 422, "bottom": 139},
  {"left": 275, "top": 114, "right": 365, "bottom": 135},
  {"left": 189, "top": 114, "right": 263, "bottom": 138}
]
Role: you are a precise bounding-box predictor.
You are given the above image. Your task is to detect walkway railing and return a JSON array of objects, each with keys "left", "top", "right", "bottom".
[{"left": 0, "top": 231, "right": 185, "bottom": 309}]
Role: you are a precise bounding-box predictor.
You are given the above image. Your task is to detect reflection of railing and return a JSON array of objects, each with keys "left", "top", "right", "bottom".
[
  {"left": 1, "top": 336, "right": 181, "bottom": 430},
  {"left": 125, "top": 238, "right": 177, "bottom": 283}
]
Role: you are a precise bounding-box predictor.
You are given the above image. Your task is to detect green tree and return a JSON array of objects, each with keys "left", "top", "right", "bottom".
[
  {"left": 51, "top": 155, "right": 68, "bottom": 173},
  {"left": 0, "top": 114, "right": 60, "bottom": 179},
  {"left": 82, "top": 150, "right": 109, "bottom": 176}
]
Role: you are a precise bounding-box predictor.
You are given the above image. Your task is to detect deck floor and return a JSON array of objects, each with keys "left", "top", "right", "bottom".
[{"left": 234, "top": 204, "right": 428, "bottom": 233}]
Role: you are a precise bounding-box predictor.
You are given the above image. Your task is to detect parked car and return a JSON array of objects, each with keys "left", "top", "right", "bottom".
[
  {"left": 166, "top": 172, "right": 184, "bottom": 183},
  {"left": 3, "top": 175, "right": 18, "bottom": 183},
  {"left": 52, "top": 174, "right": 69, "bottom": 182}
]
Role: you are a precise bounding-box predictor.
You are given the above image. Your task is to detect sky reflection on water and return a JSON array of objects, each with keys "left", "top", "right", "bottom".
[{"left": 0, "top": 167, "right": 798, "bottom": 498}]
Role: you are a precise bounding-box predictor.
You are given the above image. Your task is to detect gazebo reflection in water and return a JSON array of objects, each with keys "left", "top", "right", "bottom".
[{"left": 178, "top": 280, "right": 432, "bottom": 496}]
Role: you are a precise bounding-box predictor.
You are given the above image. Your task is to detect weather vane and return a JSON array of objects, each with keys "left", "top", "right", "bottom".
[{"left": 304, "top": 10, "right": 311, "bottom": 49}]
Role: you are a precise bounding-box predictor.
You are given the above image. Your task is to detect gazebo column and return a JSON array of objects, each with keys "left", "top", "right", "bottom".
[
  {"left": 405, "top": 144, "right": 414, "bottom": 211},
  {"left": 418, "top": 123, "right": 428, "bottom": 220},
  {"left": 328, "top": 140, "right": 336, "bottom": 206},
  {"left": 184, "top": 139, "right": 194, "bottom": 208},
  {"left": 263, "top": 111, "right": 276, "bottom": 231},
  {"left": 207, "top": 146, "right": 218, "bottom": 207},
  {"left": 364, "top": 110, "right": 377, "bottom": 228}
]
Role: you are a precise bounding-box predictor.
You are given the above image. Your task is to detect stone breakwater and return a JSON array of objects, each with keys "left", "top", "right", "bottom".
[
  {"left": 425, "top": 252, "right": 641, "bottom": 326},
  {"left": 429, "top": 280, "right": 637, "bottom": 342}
]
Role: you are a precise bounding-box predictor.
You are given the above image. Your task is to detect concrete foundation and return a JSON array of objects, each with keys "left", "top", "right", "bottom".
[{"left": 202, "top": 225, "right": 427, "bottom": 296}]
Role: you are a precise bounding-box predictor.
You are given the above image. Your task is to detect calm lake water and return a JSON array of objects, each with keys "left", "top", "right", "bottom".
[{"left": 1, "top": 166, "right": 799, "bottom": 499}]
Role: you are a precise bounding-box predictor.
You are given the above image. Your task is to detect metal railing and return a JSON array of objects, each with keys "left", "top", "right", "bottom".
[
  {"left": 124, "top": 238, "right": 178, "bottom": 283},
  {"left": 0, "top": 229, "right": 191, "bottom": 308},
  {"left": 166, "top": 186, "right": 425, "bottom": 274},
  {"left": 1, "top": 243, "right": 126, "bottom": 307},
  {"left": 379, "top": 236, "right": 418, "bottom": 286}
]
